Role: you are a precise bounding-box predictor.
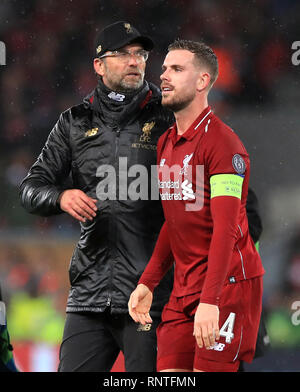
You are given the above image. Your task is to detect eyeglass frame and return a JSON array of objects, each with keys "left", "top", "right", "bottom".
[{"left": 98, "top": 49, "right": 149, "bottom": 62}]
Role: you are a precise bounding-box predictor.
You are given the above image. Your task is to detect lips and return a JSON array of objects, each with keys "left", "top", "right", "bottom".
[
  {"left": 126, "top": 71, "right": 141, "bottom": 77},
  {"left": 161, "top": 84, "right": 173, "bottom": 92}
]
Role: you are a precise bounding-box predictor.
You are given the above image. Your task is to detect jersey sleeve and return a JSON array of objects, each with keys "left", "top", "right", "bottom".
[
  {"left": 138, "top": 221, "right": 174, "bottom": 292},
  {"left": 199, "top": 123, "right": 249, "bottom": 305},
  {"left": 200, "top": 195, "right": 241, "bottom": 305}
]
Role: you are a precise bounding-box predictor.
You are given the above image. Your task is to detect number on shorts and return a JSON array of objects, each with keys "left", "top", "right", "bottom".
[{"left": 219, "top": 312, "right": 236, "bottom": 343}]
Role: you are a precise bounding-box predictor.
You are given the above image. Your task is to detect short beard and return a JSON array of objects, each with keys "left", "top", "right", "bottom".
[
  {"left": 119, "top": 76, "right": 144, "bottom": 93},
  {"left": 103, "top": 62, "right": 144, "bottom": 93},
  {"left": 162, "top": 94, "right": 194, "bottom": 113}
]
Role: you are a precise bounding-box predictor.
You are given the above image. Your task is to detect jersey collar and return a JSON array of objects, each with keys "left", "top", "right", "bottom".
[{"left": 168, "top": 106, "right": 212, "bottom": 144}]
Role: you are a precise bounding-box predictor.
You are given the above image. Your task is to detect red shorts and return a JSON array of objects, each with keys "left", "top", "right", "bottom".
[{"left": 156, "top": 276, "right": 263, "bottom": 372}]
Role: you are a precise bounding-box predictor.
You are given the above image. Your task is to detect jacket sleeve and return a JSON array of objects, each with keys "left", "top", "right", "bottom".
[
  {"left": 246, "top": 187, "right": 263, "bottom": 243},
  {"left": 19, "top": 111, "right": 72, "bottom": 217}
]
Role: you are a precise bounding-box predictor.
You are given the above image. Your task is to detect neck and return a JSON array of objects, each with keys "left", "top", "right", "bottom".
[{"left": 175, "top": 96, "right": 208, "bottom": 135}]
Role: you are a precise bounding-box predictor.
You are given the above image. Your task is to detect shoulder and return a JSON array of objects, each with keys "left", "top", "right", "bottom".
[
  {"left": 68, "top": 101, "right": 92, "bottom": 120},
  {"left": 56, "top": 97, "right": 94, "bottom": 135},
  {"left": 59, "top": 88, "right": 96, "bottom": 122},
  {"left": 200, "top": 113, "right": 249, "bottom": 176},
  {"left": 203, "top": 113, "right": 248, "bottom": 155}
]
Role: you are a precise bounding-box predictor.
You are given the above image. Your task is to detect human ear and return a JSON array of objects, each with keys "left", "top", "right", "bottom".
[
  {"left": 196, "top": 71, "right": 211, "bottom": 92},
  {"left": 93, "top": 58, "right": 105, "bottom": 77}
]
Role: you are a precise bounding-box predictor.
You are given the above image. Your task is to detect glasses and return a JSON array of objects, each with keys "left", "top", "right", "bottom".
[{"left": 99, "top": 49, "right": 149, "bottom": 63}]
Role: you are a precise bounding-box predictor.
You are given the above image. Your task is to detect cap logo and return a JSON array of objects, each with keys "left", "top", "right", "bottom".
[
  {"left": 124, "top": 23, "right": 133, "bottom": 33},
  {"left": 96, "top": 45, "right": 102, "bottom": 54}
]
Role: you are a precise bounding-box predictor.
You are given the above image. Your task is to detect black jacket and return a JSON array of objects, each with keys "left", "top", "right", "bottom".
[
  {"left": 245, "top": 187, "right": 270, "bottom": 359},
  {"left": 246, "top": 187, "right": 263, "bottom": 244},
  {"left": 19, "top": 82, "right": 174, "bottom": 315}
]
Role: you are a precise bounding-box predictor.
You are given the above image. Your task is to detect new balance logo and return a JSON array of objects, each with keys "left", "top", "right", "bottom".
[
  {"left": 137, "top": 323, "right": 152, "bottom": 332},
  {"left": 108, "top": 91, "right": 125, "bottom": 102},
  {"left": 210, "top": 342, "right": 226, "bottom": 351}
]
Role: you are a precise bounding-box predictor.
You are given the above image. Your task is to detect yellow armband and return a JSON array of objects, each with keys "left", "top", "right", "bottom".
[{"left": 210, "top": 174, "right": 244, "bottom": 199}]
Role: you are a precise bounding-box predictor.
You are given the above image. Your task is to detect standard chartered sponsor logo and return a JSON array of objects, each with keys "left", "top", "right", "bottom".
[
  {"left": 95, "top": 158, "right": 204, "bottom": 211},
  {"left": 159, "top": 180, "right": 195, "bottom": 200},
  {"left": 181, "top": 179, "right": 195, "bottom": 200},
  {"left": 158, "top": 180, "right": 180, "bottom": 189}
]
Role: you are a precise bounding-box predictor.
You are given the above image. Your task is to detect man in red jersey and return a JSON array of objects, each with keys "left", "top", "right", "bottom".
[{"left": 128, "top": 39, "right": 265, "bottom": 372}]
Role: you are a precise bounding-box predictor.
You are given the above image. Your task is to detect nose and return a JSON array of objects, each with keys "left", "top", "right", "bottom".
[
  {"left": 127, "top": 54, "right": 139, "bottom": 66},
  {"left": 160, "top": 68, "right": 169, "bottom": 81}
]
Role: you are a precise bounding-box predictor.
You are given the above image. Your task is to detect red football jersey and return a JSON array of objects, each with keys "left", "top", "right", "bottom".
[{"left": 139, "top": 106, "right": 264, "bottom": 304}]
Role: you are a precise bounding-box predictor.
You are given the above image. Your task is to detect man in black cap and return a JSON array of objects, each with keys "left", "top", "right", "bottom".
[{"left": 19, "top": 21, "right": 174, "bottom": 372}]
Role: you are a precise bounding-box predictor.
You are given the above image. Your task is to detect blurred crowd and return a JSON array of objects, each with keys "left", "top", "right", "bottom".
[
  {"left": 0, "top": 241, "right": 71, "bottom": 344},
  {"left": 0, "top": 0, "right": 300, "bottom": 354}
]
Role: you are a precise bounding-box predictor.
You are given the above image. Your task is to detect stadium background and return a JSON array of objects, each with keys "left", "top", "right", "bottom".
[{"left": 0, "top": 0, "right": 300, "bottom": 371}]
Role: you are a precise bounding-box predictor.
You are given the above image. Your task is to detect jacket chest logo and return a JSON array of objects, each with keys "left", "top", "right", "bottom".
[
  {"left": 85, "top": 127, "right": 99, "bottom": 137},
  {"left": 139, "top": 121, "right": 155, "bottom": 143}
]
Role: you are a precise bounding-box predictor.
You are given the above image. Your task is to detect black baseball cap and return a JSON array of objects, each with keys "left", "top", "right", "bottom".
[{"left": 95, "top": 21, "right": 154, "bottom": 57}]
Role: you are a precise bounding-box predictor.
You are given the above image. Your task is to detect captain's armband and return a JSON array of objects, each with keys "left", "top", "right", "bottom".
[{"left": 210, "top": 174, "right": 244, "bottom": 200}]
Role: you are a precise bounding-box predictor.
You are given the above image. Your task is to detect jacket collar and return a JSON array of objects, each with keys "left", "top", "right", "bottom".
[{"left": 83, "top": 81, "right": 162, "bottom": 110}]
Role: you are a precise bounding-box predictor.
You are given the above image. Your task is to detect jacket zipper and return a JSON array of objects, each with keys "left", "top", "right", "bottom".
[
  {"left": 115, "top": 129, "right": 121, "bottom": 160},
  {"left": 107, "top": 128, "right": 121, "bottom": 308}
]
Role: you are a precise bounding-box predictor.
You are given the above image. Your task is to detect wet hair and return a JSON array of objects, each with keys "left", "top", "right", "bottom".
[{"left": 168, "top": 39, "right": 219, "bottom": 88}]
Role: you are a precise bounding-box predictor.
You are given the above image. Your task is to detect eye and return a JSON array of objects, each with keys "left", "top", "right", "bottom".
[
  {"left": 117, "top": 51, "right": 127, "bottom": 57},
  {"left": 137, "top": 50, "right": 149, "bottom": 61}
]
